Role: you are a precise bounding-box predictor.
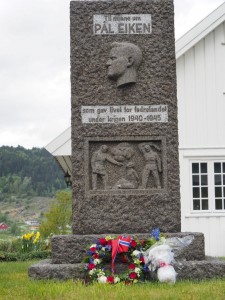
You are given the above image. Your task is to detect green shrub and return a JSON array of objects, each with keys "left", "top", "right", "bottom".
[
  {"left": 0, "top": 238, "right": 21, "bottom": 252},
  {"left": 0, "top": 231, "right": 51, "bottom": 256},
  {"left": 0, "top": 252, "right": 18, "bottom": 261},
  {"left": 0, "top": 250, "right": 51, "bottom": 261}
]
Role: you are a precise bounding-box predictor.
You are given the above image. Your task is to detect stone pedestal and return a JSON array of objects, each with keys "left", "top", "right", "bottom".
[
  {"left": 50, "top": 233, "right": 205, "bottom": 264},
  {"left": 29, "top": 258, "right": 225, "bottom": 281},
  {"left": 29, "top": 232, "right": 225, "bottom": 280}
]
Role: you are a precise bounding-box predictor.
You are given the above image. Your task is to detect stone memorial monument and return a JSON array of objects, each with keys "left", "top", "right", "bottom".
[
  {"left": 71, "top": 0, "right": 180, "bottom": 235},
  {"left": 29, "top": 0, "right": 225, "bottom": 280}
]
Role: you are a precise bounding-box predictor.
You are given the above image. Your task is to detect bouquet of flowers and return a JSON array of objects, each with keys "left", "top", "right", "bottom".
[{"left": 83, "top": 229, "right": 163, "bottom": 284}]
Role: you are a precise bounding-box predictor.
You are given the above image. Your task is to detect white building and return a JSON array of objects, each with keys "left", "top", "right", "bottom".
[
  {"left": 46, "top": 3, "right": 225, "bottom": 256},
  {"left": 177, "top": 2, "right": 225, "bottom": 256}
]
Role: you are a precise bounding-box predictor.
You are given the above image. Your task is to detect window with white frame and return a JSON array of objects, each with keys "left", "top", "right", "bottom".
[
  {"left": 192, "top": 162, "right": 208, "bottom": 210},
  {"left": 191, "top": 161, "right": 225, "bottom": 212},
  {"left": 214, "top": 162, "right": 225, "bottom": 210}
]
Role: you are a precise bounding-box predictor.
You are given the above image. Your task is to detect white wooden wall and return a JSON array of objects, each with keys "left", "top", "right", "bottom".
[
  {"left": 177, "top": 22, "right": 225, "bottom": 148},
  {"left": 177, "top": 22, "right": 225, "bottom": 256}
]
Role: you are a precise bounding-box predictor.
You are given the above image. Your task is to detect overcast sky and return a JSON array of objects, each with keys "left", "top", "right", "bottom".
[{"left": 0, "top": 0, "right": 224, "bottom": 149}]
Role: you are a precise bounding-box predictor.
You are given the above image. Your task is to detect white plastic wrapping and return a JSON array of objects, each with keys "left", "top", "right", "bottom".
[
  {"left": 165, "top": 235, "right": 194, "bottom": 257},
  {"left": 143, "top": 235, "right": 194, "bottom": 284},
  {"left": 157, "top": 265, "right": 176, "bottom": 284},
  {"left": 144, "top": 244, "right": 176, "bottom": 283}
]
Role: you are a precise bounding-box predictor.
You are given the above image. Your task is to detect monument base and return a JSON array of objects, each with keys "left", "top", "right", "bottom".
[
  {"left": 28, "top": 232, "right": 225, "bottom": 281},
  {"left": 29, "top": 258, "right": 225, "bottom": 281}
]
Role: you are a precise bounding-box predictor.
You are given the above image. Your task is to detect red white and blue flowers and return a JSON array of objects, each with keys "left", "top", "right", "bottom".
[{"left": 83, "top": 229, "right": 162, "bottom": 284}]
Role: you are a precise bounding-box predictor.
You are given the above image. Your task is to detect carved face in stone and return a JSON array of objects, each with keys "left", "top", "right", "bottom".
[
  {"left": 144, "top": 145, "right": 151, "bottom": 152},
  {"left": 106, "top": 42, "right": 142, "bottom": 87},
  {"left": 101, "top": 145, "right": 108, "bottom": 153},
  {"left": 111, "top": 143, "right": 134, "bottom": 162},
  {"left": 106, "top": 47, "right": 130, "bottom": 79}
]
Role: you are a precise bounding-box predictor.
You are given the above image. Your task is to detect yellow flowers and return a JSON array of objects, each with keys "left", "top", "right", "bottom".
[
  {"left": 22, "top": 231, "right": 40, "bottom": 243},
  {"left": 22, "top": 232, "right": 35, "bottom": 241},
  {"left": 21, "top": 231, "right": 41, "bottom": 252},
  {"left": 33, "top": 232, "right": 40, "bottom": 244},
  {"left": 105, "top": 235, "right": 114, "bottom": 241},
  {"left": 19, "top": 231, "right": 51, "bottom": 253}
]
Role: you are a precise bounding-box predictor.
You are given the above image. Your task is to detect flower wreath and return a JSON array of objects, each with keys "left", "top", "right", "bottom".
[{"left": 83, "top": 229, "right": 162, "bottom": 284}]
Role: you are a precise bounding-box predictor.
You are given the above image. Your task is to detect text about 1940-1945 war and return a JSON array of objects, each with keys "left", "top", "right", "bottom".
[{"left": 81, "top": 105, "right": 168, "bottom": 124}]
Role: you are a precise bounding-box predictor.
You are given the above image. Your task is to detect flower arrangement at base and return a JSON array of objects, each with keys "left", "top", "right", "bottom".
[{"left": 83, "top": 229, "right": 162, "bottom": 284}]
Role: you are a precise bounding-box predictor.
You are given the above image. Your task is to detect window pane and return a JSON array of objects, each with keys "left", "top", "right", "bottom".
[
  {"left": 201, "top": 187, "right": 208, "bottom": 198},
  {"left": 193, "top": 200, "right": 200, "bottom": 210},
  {"left": 202, "top": 200, "right": 208, "bottom": 210},
  {"left": 214, "top": 163, "right": 221, "bottom": 173},
  {"left": 193, "top": 187, "right": 200, "bottom": 198},
  {"left": 223, "top": 174, "right": 225, "bottom": 185},
  {"left": 201, "top": 175, "right": 208, "bottom": 186},
  {"left": 215, "top": 187, "right": 222, "bottom": 197},
  {"left": 201, "top": 163, "right": 207, "bottom": 173},
  {"left": 193, "top": 175, "right": 199, "bottom": 186},
  {"left": 192, "top": 163, "right": 199, "bottom": 174},
  {"left": 223, "top": 162, "right": 225, "bottom": 173},
  {"left": 215, "top": 199, "right": 222, "bottom": 210},
  {"left": 215, "top": 175, "right": 222, "bottom": 185}
]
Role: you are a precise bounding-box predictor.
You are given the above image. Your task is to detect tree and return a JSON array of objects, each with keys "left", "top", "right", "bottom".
[
  {"left": 0, "top": 211, "right": 10, "bottom": 223},
  {"left": 39, "top": 190, "right": 72, "bottom": 238},
  {"left": 10, "top": 222, "right": 21, "bottom": 236},
  {"left": 0, "top": 146, "right": 66, "bottom": 197}
]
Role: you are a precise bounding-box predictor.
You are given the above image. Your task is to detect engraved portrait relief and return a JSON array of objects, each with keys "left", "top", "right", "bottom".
[
  {"left": 106, "top": 42, "right": 142, "bottom": 87},
  {"left": 89, "top": 141, "right": 163, "bottom": 191}
]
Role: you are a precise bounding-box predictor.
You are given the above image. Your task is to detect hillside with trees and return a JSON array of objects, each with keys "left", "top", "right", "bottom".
[
  {"left": 0, "top": 146, "right": 66, "bottom": 200},
  {"left": 0, "top": 146, "right": 67, "bottom": 225}
]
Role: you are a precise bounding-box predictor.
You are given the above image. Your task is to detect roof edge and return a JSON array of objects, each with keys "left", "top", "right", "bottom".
[
  {"left": 176, "top": 2, "right": 225, "bottom": 59},
  {"left": 45, "top": 126, "right": 71, "bottom": 154}
]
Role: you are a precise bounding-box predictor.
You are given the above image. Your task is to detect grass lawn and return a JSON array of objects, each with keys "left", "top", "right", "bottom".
[{"left": 0, "top": 261, "right": 225, "bottom": 300}]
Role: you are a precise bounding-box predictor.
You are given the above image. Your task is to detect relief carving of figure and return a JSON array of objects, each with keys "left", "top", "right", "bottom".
[
  {"left": 91, "top": 145, "right": 123, "bottom": 190},
  {"left": 138, "top": 143, "right": 162, "bottom": 189},
  {"left": 112, "top": 161, "right": 139, "bottom": 189},
  {"left": 106, "top": 42, "right": 142, "bottom": 87}
]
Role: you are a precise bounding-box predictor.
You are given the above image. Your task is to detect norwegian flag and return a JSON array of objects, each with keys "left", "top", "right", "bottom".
[{"left": 111, "top": 236, "right": 132, "bottom": 273}]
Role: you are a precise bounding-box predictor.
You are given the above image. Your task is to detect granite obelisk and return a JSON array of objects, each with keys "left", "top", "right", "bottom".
[{"left": 71, "top": 0, "right": 180, "bottom": 234}]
